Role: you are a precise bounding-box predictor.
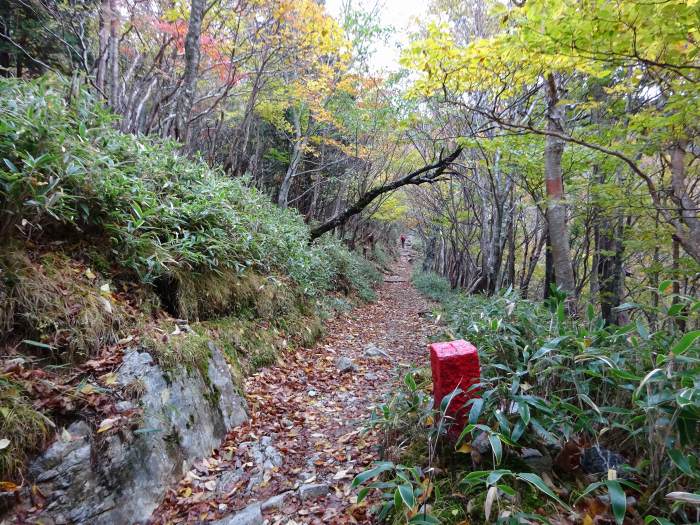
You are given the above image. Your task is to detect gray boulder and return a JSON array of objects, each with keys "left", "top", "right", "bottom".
[
  {"left": 298, "top": 482, "right": 330, "bottom": 500},
  {"left": 22, "top": 345, "right": 247, "bottom": 525},
  {"left": 521, "top": 448, "right": 553, "bottom": 473}
]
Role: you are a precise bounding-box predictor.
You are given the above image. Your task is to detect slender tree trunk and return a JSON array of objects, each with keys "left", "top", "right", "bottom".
[
  {"left": 96, "top": 0, "right": 109, "bottom": 95},
  {"left": 108, "top": 0, "right": 119, "bottom": 109},
  {"left": 596, "top": 214, "right": 624, "bottom": 325},
  {"left": 544, "top": 73, "right": 577, "bottom": 309},
  {"left": 278, "top": 107, "right": 307, "bottom": 208},
  {"left": 175, "top": 0, "right": 206, "bottom": 144},
  {"left": 544, "top": 231, "right": 554, "bottom": 299},
  {"left": 671, "top": 237, "right": 686, "bottom": 331},
  {"left": 669, "top": 141, "right": 700, "bottom": 263},
  {"left": 0, "top": 51, "right": 10, "bottom": 77},
  {"left": 505, "top": 189, "right": 516, "bottom": 288}
]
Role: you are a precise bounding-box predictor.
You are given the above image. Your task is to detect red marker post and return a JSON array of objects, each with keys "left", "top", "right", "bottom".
[{"left": 429, "top": 340, "right": 480, "bottom": 436}]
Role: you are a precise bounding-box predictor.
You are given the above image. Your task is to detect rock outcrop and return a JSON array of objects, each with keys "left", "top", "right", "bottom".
[{"left": 22, "top": 345, "right": 247, "bottom": 525}]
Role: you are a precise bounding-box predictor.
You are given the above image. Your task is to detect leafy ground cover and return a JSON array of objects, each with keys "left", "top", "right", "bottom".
[
  {"left": 150, "top": 250, "right": 437, "bottom": 524},
  {"left": 352, "top": 271, "right": 699, "bottom": 524}
]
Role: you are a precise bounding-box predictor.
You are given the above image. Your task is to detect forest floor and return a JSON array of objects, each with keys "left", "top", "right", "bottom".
[{"left": 152, "top": 249, "right": 437, "bottom": 524}]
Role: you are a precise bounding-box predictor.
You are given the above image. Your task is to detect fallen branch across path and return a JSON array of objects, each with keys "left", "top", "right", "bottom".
[{"left": 309, "top": 147, "right": 463, "bottom": 240}]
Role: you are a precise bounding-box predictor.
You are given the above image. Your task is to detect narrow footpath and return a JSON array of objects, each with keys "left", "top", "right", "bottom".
[{"left": 151, "top": 250, "right": 436, "bottom": 524}]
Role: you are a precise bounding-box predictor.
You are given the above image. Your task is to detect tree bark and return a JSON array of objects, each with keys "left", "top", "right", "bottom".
[
  {"left": 669, "top": 141, "right": 700, "bottom": 263},
  {"left": 175, "top": 0, "right": 206, "bottom": 144},
  {"left": 108, "top": 0, "right": 119, "bottom": 109},
  {"left": 544, "top": 73, "right": 577, "bottom": 308},
  {"left": 278, "top": 106, "right": 307, "bottom": 208},
  {"left": 96, "top": 0, "right": 109, "bottom": 95},
  {"left": 596, "top": 213, "right": 624, "bottom": 325}
]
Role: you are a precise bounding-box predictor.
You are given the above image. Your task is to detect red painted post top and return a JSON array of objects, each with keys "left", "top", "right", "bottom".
[{"left": 429, "top": 340, "right": 480, "bottom": 435}]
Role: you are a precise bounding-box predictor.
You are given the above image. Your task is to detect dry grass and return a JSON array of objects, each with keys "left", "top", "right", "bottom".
[
  {"left": 0, "top": 248, "right": 125, "bottom": 362},
  {"left": 141, "top": 326, "right": 213, "bottom": 372},
  {"left": 0, "top": 374, "right": 51, "bottom": 480},
  {"left": 174, "top": 269, "right": 297, "bottom": 321}
]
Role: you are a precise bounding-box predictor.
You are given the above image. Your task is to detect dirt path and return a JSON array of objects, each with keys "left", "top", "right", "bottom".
[{"left": 152, "top": 250, "right": 436, "bottom": 524}]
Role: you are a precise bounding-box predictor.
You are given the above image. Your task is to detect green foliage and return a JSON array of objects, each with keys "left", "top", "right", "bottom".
[
  {"left": 412, "top": 271, "right": 453, "bottom": 303},
  {"left": 368, "top": 273, "right": 700, "bottom": 523},
  {"left": 0, "top": 77, "right": 378, "bottom": 301},
  {"left": 313, "top": 238, "right": 383, "bottom": 302}
]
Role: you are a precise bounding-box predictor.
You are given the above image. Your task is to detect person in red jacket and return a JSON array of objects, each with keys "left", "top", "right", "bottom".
[{"left": 400, "top": 234, "right": 406, "bottom": 249}]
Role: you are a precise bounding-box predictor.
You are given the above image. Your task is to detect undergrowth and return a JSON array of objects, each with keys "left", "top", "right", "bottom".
[
  {"left": 0, "top": 76, "right": 383, "bottom": 482},
  {"left": 0, "top": 76, "right": 379, "bottom": 359},
  {"left": 354, "top": 272, "right": 700, "bottom": 524},
  {"left": 0, "top": 76, "right": 377, "bottom": 296},
  {"left": 0, "top": 375, "right": 50, "bottom": 480}
]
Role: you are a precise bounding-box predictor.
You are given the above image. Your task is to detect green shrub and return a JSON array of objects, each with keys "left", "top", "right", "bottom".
[
  {"left": 0, "top": 77, "right": 379, "bottom": 301},
  {"left": 314, "top": 239, "right": 382, "bottom": 302},
  {"left": 412, "top": 270, "right": 453, "bottom": 302},
  {"left": 393, "top": 275, "right": 700, "bottom": 523}
]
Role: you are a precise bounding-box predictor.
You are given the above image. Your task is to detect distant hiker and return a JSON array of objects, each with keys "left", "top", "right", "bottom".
[{"left": 400, "top": 234, "right": 406, "bottom": 249}]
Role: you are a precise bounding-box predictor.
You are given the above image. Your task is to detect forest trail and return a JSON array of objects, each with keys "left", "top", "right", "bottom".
[{"left": 153, "top": 249, "right": 437, "bottom": 524}]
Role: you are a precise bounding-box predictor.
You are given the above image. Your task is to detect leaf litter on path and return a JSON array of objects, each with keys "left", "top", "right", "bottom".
[{"left": 152, "top": 252, "right": 437, "bottom": 524}]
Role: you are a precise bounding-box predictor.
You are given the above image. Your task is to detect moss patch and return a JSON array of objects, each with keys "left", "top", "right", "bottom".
[{"left": 141, "top": 327, "right": 212, "bottom": 373}]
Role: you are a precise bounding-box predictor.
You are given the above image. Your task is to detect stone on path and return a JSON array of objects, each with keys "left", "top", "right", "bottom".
[
  {"left": 261, "top": 491, "right": 292, "bottom": 511},
  {"left": 209, "top": 503, "right": 262, "bottom": 525},
  {"left": 364, "top": 343, "right": 390, "bottom": 359},
  {"left": 298, "top": 482, "right": 330, "bottom": 500},
  {"left": 335, "top": 356, "right": 356, "bottom": 373}
]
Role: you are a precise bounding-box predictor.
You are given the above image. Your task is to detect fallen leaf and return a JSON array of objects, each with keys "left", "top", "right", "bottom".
[
  {"left": 79, "top": 383, "right": 96, "bottom": 395},
  {"left": 0, "top": 481, "right": 19, "bottom": 492},
  {"left": 100, "top": 372, "right": 118, "bottom": 386},
  {"left": 484, "top": 485, "right": 498, "bottom": 521},
  {"left": 97, "top": 417, "right": 119, "bottom": 433},
  {"left": 203, "top": 480, "right": 216, "bottom": 491},
  {"left": 333, "top": 468, "right": 349, "bottom": 480},
  {"left": 456, "top": 442, "right": 472, "bottom": 453}
]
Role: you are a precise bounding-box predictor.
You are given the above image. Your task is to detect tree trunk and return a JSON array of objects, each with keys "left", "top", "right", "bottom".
[
  {"left": 505, "top": 188, "right": 516, "bottom": 289},
  {"left": 278, "top": 107, "right": 307, "bottom": 208},
  {"left": 108, "top": 0, "right": 119, "bottom": 109},
  {"left": 596, "top": 214, "right": 624, "bottom": 325},
  {"left": 544, "top": 73, "right": 576, "bottom": 309},
  {"left": 96, "top": 0, "right": 110, "bottom": 95},
  {"left": 669, "top": 141, "right": 700, "bottom": 263},
  {"left": 175, "top": 0, "right": 206, "bottom": 144},
  {"left": 544, "top": 231, "right": 554, "bottom": 299}
]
